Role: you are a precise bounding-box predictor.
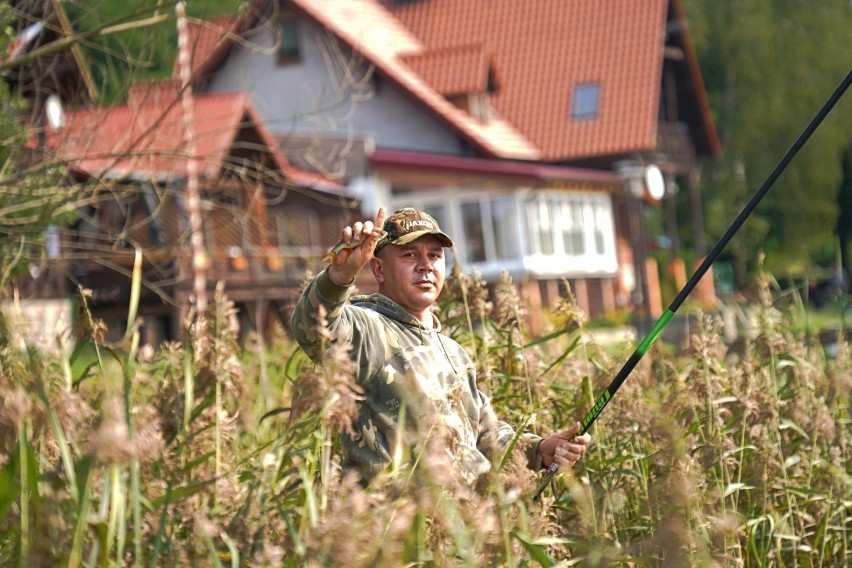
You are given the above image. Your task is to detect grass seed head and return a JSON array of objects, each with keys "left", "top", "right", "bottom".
[
  {"left": 494, "top": 269, "right": 525, "bottom": 328},
  {"left": 553, "top": 278, "right": 586, "bottom": 332},
  {"left": 90, "top": 397, "right": 135, "bottom": 464}
]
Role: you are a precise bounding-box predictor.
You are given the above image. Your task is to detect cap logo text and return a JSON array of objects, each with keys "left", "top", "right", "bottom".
[{"left": 402, "top": 220, "right": 432, "bottom": 230}]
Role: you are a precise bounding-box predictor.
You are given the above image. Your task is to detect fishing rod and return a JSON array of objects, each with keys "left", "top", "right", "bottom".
[{"left": 533, "top": 67, "right": 852, "bottom": 500}]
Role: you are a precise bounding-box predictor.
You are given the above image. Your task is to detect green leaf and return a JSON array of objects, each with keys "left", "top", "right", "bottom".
[
  {"left": 101, "top": 345, "right": 127, "bottom": 371},
  {"left": 778, "top": 418, "right": 810, "bottom": 440},
  {"left": 0, "top": 444, "right": 20, "bottom": 520},
  {"left": 712, "top": 396, "right": 739, "bottom": 405},
  {"left": 538, "top": 335, "right": 582, "bottom": 377},
  {"left": 512, "top": 532, "right": 559, "bottom": 567},
  {"left": 746, "top": 514, "right": 775, "bottom": 532},
  {"left": 147, "top": 478, "right": 216, "bottom": 510},
  {"left": 722, "top": 445, "right": 758, "bottom": 459},
  {"left": 500, "top": 413, "right": 535, "bottom": 471},
  {"left": 783, "top": 454, "right": 801, "bottom": 468},
  {"left": 284, "top": 347, "right": 310, "bottom": 383},
  {"left": 723, "top": 482, "right": 754, "bottom": 498},
  {"left": 523, "top": 326, "right": 572, "bottom": 348},
  {"left": 71, "top": 361, "right": 99, "bottom": 390},
  {"left": 175, "top": 451, "right": 216, "bottom": 476}
]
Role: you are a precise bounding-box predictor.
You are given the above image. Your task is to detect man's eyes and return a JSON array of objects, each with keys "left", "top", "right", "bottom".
[{"left": 400, "top": 250, "right": 443, "bottom": 259}]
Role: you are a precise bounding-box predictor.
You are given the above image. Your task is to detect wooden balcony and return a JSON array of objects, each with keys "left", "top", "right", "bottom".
[
  {"left": 60, "top": 240, "right": 334, "bottom": 307},
  {"left": 655, "top": 121, "right": 697, "bottom": 173}
]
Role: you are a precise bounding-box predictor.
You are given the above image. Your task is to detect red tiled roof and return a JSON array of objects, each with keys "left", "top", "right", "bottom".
[
  {"left": 387, "top": 0, "right": 677, "bottom": 161},
  {"left": 184, "top": 0, "right": 718, "bottom": 163},
  {"left": 400, "top": 43, "right": 497, "bottom": 97},
  {"left": 41, "top": 80, "right": 342, "bottom": 191}
]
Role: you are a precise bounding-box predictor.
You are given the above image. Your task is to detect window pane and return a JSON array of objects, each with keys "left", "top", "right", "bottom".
[
  {"left": 526, "top": 200, "right": 541, "bottom": 254},
  {"left": 423, "top": 204, "right": 455, "bottom": 267},
  {"left": 526, "top": 197, "right": 556, "bottom": 255},
  {"left": 560, "top": 201, "right": 573, "bottom": 255},
  {"left": 561, "top": 199, "right": 584, "bottom": 256},
  {"left": 278, "top": 21, "right": 299, "bottom": 60},
  {"left": 571, "top": 200, "right": 585, "bottom": 254},
  {"left": 572, "top": 83, "right": 600, "bottom": 120},
  {"left": 423, "top": 204, "right": 447, "bottom": 228},
  {"left": 492, "top": 197, "right": 518, "bottom": 260},
  {"left": 593, "top": 201, "right": 606, "bottom": 255},
  {"left": 462, "top": 201, "right": 486, "bottom": 263},
  {"left": 539, "top": 200, "right": 554, "bottom": 255}
]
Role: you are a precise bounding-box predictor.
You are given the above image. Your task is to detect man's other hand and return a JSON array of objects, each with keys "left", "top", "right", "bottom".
[{"left": 538, "top": 422, "right": 592, "bottom": 472}]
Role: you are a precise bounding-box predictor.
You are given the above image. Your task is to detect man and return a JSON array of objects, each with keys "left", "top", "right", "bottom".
[{"left": 290, "top": 207, "right": 590, "bottom": 485}]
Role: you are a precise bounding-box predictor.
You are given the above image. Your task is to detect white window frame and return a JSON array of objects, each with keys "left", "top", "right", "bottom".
[
  {"left": 389, "top": 186, "right": 616, "bottom": 278},
  {"left": 523, "top": 191, "right": 617, "bottom": 276},
  {"left": 391, "top": 188, "right": 526, "bottom": 277}
]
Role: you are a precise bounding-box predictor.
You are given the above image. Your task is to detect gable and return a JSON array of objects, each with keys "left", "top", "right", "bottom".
[
  {"left": 184, "top": 0, "right": 541, "bottom": 160},
  {"left": 399, "top": 43, "right": 498, "bottom": 97}
]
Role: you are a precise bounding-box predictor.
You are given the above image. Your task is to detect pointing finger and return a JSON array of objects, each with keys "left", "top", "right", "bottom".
[{"left": 375, "top": 207, "right": 387, "bottom": 229}]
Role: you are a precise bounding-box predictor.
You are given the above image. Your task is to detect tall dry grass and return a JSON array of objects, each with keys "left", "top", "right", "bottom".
[{"left": 0, "top": 263, "right": 849, "bottom": 566}]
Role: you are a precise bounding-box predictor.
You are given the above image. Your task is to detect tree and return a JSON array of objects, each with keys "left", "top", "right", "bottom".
[
  {"left": 682, "top": 0, "right": 852, "bottom": 285},
  {"left": 837, "top": 146, "right": 852, "bottom": 281},
  {"left": 66, "top": 0, "right": 244, "bottom": 101},
  {"left": 0, "top": 8, "right": 74, "bottom": 289}
]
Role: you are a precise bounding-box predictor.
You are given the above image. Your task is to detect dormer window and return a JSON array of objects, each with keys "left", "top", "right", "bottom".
[{"left": 571, "top": 82, "right": 600, "bottom": 120}]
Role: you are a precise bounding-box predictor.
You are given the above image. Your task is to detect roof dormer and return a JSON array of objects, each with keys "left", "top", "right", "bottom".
[{"left": 401, "top": 43, "right": 500, "bottom": 121}]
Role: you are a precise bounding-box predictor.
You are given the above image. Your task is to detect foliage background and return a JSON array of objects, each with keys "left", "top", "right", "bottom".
[{"left": 680, "top": 0, "right": 852, "bottom": 282}]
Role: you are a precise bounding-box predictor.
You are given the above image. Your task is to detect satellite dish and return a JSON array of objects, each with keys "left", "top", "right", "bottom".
[
  {"left": 644, "top": 165, "right": 665, "bottom": 201},
  {"left": 45, "top": 95, "right": 65, "bottom": 130}
]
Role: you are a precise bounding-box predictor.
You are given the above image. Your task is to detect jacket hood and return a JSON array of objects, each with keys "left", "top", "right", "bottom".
[{"left": 351, "top": 293, "right": 442, "bottom": 332}]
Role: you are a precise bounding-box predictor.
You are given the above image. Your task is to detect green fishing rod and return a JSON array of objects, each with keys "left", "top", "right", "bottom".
[{"left": 533, "top": 67, "right": 852, "bottom": 501}]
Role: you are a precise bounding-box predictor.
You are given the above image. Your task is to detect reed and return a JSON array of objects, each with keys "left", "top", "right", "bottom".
[{"left": 0, "top": 264, "right": 849, "bottom": 566}]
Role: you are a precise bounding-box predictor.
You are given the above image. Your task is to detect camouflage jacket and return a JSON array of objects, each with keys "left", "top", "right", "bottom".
[{"left": 290, "top": 270, "right": 542, "bottom": 484}]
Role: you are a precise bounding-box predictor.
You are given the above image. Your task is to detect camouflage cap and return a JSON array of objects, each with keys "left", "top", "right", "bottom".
[{"left": 375, "top": 208, "right": 454, "bottom": 253}]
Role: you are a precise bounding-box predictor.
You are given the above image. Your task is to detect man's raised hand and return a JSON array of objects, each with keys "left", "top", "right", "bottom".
[{"left": 327, "top": 207, "right": 387, "bottom": 286}]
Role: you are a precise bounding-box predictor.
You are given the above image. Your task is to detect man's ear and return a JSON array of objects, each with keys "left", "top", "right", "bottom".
[{"left": 370, "top": 256, "right": 384, "bottom": 283}]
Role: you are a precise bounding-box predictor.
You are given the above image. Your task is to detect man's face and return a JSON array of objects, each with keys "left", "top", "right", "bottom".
[{"left": 371, "top": 235, "right": 447, "bottom": 322}]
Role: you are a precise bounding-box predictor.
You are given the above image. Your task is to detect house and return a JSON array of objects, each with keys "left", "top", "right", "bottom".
[
  {"left": 9, "top": 0, "right": 722, "bottom": 344},
  {"left": 3, "top": 0, "right": 370, "bottom": 344},
  {"left": 34, "top": 79, "right": 356, "bottom": 342},
  {"left": 4, "top": 1, "right": 362, "bottom": 344},
  {"left": 180, "top": 0, "right": 721, "bottom": 329}
]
